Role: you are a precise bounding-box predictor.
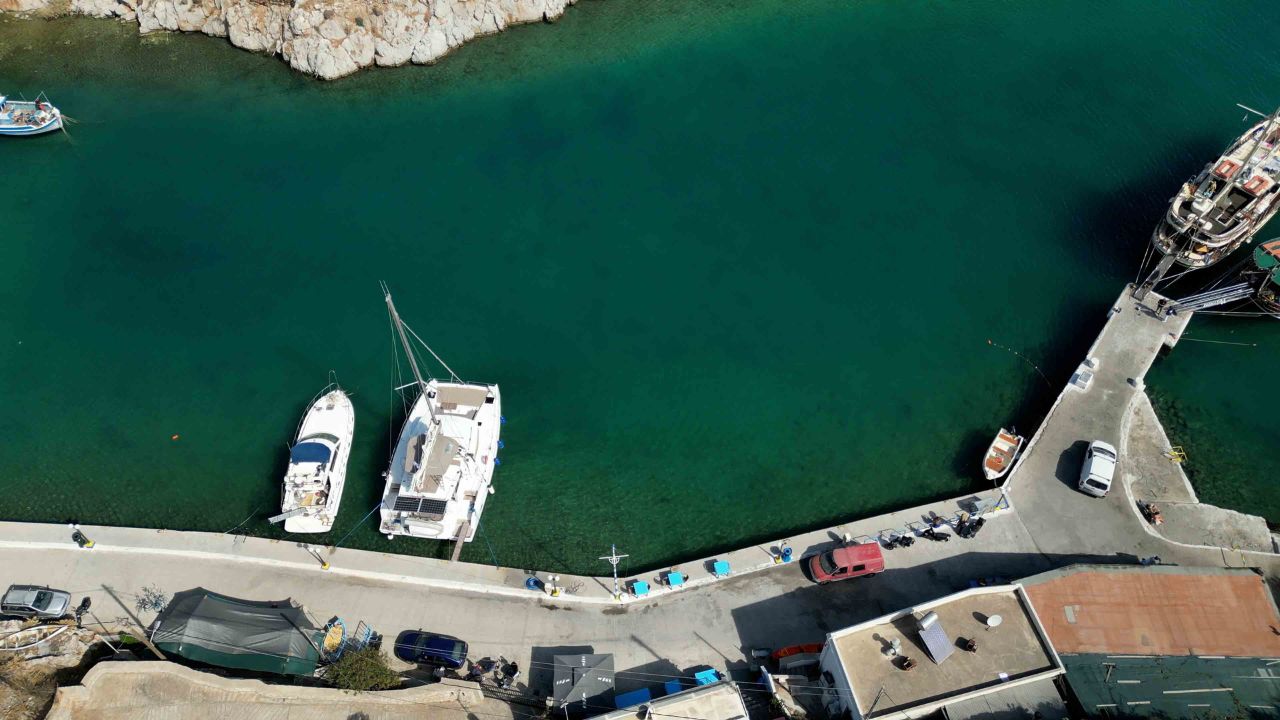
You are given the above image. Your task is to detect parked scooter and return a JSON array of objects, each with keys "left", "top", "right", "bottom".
[
  {"left": 467, "top": 657, "right": 494, "bottom": 683},
  {"left": 921, "top": 528, "right": 950, "bottom": 542},
  {"left": 957, "top": 517, "right": 985, "bottom": 539},
  {"left": 883, "top": 533, "right": 915, "bottom": 549},
  {"left": 495, "top": 656, "right": 520, "bottom": 689}
]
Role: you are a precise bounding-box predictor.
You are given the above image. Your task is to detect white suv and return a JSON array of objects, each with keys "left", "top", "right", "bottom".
[{"left": 1078, "top": 440, "right": 1118, "bottom": 497}]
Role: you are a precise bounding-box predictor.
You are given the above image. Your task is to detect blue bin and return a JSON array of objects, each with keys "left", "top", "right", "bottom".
[{"left": 615, "top": 688, "right": 652, "bottom": 709}]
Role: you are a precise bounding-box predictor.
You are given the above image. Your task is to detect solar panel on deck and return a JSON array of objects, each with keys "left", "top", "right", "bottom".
[
  {"left": 918, "top": 612, "right": 955, "bottom": 664},
  {"left": 392, "top": 497, "right": 448, "bottom": 517}
]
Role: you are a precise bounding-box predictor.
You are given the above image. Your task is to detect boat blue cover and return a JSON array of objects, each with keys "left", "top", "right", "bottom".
[{"left": 290, "top": 442, "right": 332, "bottom": 464}]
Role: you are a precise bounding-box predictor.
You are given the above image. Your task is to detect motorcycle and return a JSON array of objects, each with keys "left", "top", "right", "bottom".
[
  {"left": 958, "top": 517, "right": 985, "bottom": 539},
  {"left": 467, "top": 657, "right": 494, "bottom": 683},
  {"left": 921, "top": 528, "right": 950, "bottom": 542},
  {"left": 495, "top": 656, "right": 520, "bottom": 689},
  {"left": 883, "top": 534, "right": 914, "bottom": 549}
]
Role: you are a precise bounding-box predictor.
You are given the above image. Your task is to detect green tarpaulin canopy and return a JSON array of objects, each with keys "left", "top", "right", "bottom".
[
  {"left": 1256, "top": 243, "right": 1280, "bottom": 286},
  {"left": 151, "top": 588, "right": 321, "bottom": 676}
]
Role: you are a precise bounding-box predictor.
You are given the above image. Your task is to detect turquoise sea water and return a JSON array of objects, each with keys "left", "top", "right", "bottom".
[{"left": 1, "top": 1, "right": 1277, "bottom": 574}]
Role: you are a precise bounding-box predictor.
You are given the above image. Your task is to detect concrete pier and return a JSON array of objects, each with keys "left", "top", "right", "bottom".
[
  {"left": 2, "top": 285, "right": 1275, "bottom": 701},
  {"left": 1004, "top": 286, "right": 1277, "bottom": 570}
]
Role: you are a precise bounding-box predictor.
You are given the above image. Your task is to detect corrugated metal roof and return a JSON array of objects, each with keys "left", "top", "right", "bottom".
[{"left": 1060, "top": 654, "right": 1280, "bottom": 718}]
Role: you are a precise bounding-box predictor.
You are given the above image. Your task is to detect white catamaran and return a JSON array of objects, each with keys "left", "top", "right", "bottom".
[
  {"left": 379, "top": 289, "right": 502, "bottom": 547},
  {"left": 279, "top": 385, "right": 355, "bottom": 533}
]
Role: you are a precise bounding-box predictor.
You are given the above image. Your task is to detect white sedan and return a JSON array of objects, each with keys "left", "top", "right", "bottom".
[{"left": 1078, "top": 440, "right": 1118, "bottom": 497}]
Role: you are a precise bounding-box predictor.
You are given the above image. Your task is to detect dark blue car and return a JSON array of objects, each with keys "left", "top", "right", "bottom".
[{"left": 393, "top": 631, "right": 468, "bottom": 669}]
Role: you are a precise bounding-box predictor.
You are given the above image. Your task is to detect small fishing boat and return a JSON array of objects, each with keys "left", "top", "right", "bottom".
[
  {"left": 982, "top": 427, "right": 1023, "bottom": 481},
  {"left": 279, "top": 384, "right": 355, "bottom": 533},
  {"left": 379, "top": 288, "right": 502, "bottom": 549},
  {"left": 0, "top": 93, "right": 63, "bottom": 137}
]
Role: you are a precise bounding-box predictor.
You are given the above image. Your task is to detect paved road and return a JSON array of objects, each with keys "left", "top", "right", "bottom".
[
  {"left": 3, "top": 287, "right": 1276, "bottom": 704},
  {"left": 0, "top": 493, "right": 1040, "bottom": 697}
]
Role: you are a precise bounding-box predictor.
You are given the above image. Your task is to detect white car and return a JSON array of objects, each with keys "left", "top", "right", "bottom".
[{"left": 1078, "top": 440, "right": 1118, "bottom": 497}]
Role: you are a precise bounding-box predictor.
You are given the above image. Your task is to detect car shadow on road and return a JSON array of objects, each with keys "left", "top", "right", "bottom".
[{"left": 1054, "top": 440, "right": 1090, "bottom": 490}]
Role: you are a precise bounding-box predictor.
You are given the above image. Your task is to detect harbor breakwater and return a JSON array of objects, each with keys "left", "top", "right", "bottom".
[{"left": 0, "top": 0, "right": 577, "bottom": 79}]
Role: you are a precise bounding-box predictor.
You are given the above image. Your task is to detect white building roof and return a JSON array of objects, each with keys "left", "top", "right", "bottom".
[{"left": 825, "top": 585, "right": 1064, "bottom": 719}]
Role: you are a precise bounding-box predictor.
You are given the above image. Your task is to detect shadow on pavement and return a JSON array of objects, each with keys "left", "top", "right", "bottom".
[{"left": 726, "top": 551, "right": 1138, "bottom": 657}]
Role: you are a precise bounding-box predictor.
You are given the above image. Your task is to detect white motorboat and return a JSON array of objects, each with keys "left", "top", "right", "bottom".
[
  {"left": 982, "top": 427, "right": 1023, "bottom": 482},
  {"left": 0, "top": 94, "right": 63, "bottom": 137},
  {"left": 280, "top": 385, "right": 354, "bottom": 534},
  {"left": 379, "top": 289, "right": 502, "bottom": 548}
]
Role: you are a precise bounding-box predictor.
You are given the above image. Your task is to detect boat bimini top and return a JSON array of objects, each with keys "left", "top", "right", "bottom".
[{"left": 289, "top": 440, "right": 333, "bottom": 466}]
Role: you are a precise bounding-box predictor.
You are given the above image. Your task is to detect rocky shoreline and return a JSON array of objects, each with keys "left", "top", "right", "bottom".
[{"left": 0, "top": 0, "right": 578, "bottom": 79}]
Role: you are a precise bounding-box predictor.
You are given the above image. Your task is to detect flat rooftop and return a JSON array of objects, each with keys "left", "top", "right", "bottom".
[
  {"left": 832, "top": 587, "right": 1060, "bottom": 718},
  {"left": 592, "top": 682, "right": 747, "bottom": 720},
  {"left": 1022, "top": 565, "right": 1280, "bottom": 657}
]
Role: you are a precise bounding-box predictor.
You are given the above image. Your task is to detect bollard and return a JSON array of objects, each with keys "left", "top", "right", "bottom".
[{"left": 70, "top": 525, "right": 95, "bottom": 549}]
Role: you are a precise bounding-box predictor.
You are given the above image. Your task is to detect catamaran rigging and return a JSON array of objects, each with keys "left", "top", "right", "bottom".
[{"left": 378, "top": 286, "right": 502, "bottom": 549}]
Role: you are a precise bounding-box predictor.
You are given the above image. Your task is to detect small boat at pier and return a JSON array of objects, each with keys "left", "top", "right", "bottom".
[
  {"left": 0, "top": 94, "right": 63, "bottom": 137},
  {"left": 279, "top": 385, "right": 354, "bottom": 533},
  {"left": 1242, "top": 238, "right": 1280, "bottom": 318},
  {"left": 982, "top": 427, "right": 1023, "bottom": 481},
  {"left": 379, "top": 289, "right": 502, "bottom": 547},
  {"left": 1152, "top": 106, "right": 1280, "bottom": 269}
]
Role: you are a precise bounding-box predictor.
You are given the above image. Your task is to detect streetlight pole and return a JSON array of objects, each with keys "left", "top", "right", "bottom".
[{"left": 599, "top": 545, "right": 628, "bottom": 601}]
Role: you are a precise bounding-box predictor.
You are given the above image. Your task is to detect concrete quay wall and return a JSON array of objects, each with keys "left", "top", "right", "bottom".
[{"left": 3, "top": 282, "right": 1277, "bottom": 701}]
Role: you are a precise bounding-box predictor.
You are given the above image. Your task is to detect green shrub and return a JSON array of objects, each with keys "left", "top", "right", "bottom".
[{"left": 322, "top": 647, "right": 400, "bottom": 691}]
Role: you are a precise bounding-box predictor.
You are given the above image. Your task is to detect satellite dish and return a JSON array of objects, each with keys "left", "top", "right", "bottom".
[{"left": 985, "top": 614, "right": 1004, "bottom": 630}]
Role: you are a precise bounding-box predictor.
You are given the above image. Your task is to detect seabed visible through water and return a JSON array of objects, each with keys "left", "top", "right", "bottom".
[{"left": 0, "top": 0, "right": 1277, "bottom": 573}]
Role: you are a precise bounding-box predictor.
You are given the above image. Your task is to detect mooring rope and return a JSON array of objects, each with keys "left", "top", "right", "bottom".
[
  {"left": 476, "top": 522, "right": 501, "bottom": 568},
  {"left": 1179, "top": 337, "right": 1257, "bottom": 347},
  {"left": 332, "top": 501, "right": 384, "bottom": 549},
  {"left": 221, "top": 503, "right": 264, "bottom": 534}
]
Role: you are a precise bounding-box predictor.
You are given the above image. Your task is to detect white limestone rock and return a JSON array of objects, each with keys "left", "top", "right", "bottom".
[
  {"left": 371, "top": 1, "right": 428, "bottom": 67},
  {"left": 225, "top": 1, "right": 288, "bottom": 53},
  {"left": 1, "top": 0, "right": 580, "bottom": 79}
]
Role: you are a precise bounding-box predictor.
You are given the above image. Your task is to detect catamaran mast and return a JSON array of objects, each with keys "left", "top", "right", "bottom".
[{"left": 384, "top": 288, "right": 439, "bottom": 426}]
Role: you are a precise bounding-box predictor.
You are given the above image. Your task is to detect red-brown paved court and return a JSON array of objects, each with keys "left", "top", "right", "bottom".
[{"left": 1024, "top": 568, "right": 1280, "bottom": 657}]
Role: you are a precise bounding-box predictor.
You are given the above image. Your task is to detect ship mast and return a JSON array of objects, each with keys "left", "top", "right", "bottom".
[
  {"left": 384, "top": 286, "right": 439, "bottom": 426},
  {"left": 1237, "top": 106, "right": 1280, "bottom": 179}
]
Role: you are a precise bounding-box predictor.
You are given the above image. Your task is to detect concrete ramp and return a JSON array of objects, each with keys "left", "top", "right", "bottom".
[{"left": 1159, "top": 503, "right": 1274, "bottom": 554}]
